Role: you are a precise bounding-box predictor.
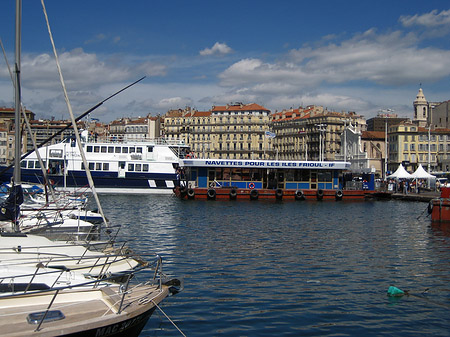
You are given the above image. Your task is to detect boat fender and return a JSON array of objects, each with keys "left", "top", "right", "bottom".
[
  {"left": 316, "top": 189, "right": 324, "bottom": 200},
  {"left": 250, "top": 189, "right": 259, "bottom": 200},
  {"left": 229, "top": 189, "right": 237, "bottom": 200},
  {"left": 295, "top": 190, "right": 305, "bottom": 200},
  {"left": 187, "top": 188, "right": 195, "bottom": 199},
  {"left": 427, "top": 200, "right": 433, "bottom": 214},
  {"left": 179, "top": 186, "right": 187, "bottom": 198},
  {"left": 276, "top": 188, "right": 283, "bottom": 200},
  {"left": 207, "top": 188, "right": 216, "bottom": 200},
  {"left": 335, "top": 190, "right": 343, "bottom": 200}
]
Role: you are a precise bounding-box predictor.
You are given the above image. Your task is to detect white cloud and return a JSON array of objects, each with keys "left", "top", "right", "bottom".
[
  {"left": 200, "top": 42, "right": 233, "bottom": 56},
  {"left": 218, "top": 29, "right": 450, "bottom": 95},
  {"left": 400, "top": 9, "right": 450, "bottom": 28}
]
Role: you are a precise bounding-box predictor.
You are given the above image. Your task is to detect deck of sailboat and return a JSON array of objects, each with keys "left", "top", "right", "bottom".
[{"left": 0, "top": 283, "right": 169, "bottom": 336}]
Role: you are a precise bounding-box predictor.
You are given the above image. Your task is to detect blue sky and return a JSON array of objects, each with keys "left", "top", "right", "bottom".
[{"left": 1, "top": 0, "right": 450, "bottom": 122}]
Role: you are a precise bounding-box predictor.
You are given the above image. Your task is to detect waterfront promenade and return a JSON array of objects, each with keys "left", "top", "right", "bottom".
[{"left": 390, "top": 190, "right": 439, "bottom": 202}]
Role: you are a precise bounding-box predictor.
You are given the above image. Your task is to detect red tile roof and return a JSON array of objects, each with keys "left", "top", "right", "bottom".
[{"left": 212, "top": 103, "right": 269, "bottom": 112}]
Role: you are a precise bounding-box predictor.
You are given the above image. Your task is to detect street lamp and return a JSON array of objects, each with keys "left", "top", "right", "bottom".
[
  {"left": 316, "top": 124, "right": 326, "bottom": 161},
  {"left": 380, "top": 109, "right": 394, "bottom": 180}
]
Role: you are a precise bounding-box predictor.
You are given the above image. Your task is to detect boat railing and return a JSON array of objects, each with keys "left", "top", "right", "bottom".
[
  {"left": 0, "top": 254, "right": 160, "bottom": 298},
  {"left": 85, "top": 136, "right": 188, "bottom": 146},
  {"left": 0, "top": 257, "right": 164, "bottom": 332}
]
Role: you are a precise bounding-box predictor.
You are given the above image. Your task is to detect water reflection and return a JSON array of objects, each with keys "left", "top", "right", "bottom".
[{"left": 95, "top": 196, "right": 450, "bottom": 336}]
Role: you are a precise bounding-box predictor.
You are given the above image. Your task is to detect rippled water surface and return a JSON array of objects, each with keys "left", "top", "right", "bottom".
[{"left": 97, "top": 196, "right": 450, "bottom": 336}]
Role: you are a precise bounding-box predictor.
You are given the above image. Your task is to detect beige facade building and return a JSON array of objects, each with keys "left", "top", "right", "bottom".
[
  {"left": 388, "top": 122, "right": 450, "bottom": 173},
  {"left": 271, "top": 106, "right": 366, "bottom": 161},
  {"left": 164, "top": 103, "right": 272, "bottom": 159}
]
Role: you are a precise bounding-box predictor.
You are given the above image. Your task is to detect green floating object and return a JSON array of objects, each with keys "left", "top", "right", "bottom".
[{"left": 387, "top": 286, "right": 405, "bottom": 297}]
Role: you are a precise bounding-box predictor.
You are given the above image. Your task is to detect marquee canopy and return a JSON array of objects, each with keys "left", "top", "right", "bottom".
[
  {"left": 410, "top": 164, "right": 436, "bottom": 179},
  {"left": 387, "top": 164, "right": 412, "bottom": 179}
]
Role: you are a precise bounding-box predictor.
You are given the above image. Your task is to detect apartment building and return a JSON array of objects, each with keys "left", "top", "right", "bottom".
[
  {"left": 387, "top": 122, "right": 450, "bottom": 173},
  {"left": 271, "top": 106, "right": 366, "bottom": 161},
  {"left": 164, "top": 103, "right": 272, "bottom": 159}
]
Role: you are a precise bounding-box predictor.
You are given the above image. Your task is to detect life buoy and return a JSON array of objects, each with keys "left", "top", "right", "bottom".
[
  {"left": 295, "top": 190, "right": 305, "bottom": 201},
  {"left": 207, "top": 188, "right": 216, "bottom": 200},
  {"left": 187, "top": 188, "right": 195, "bottom": 199},
  {"left": 229, "top": 189, "right": 237, "bottom": 200},
  {"left": 316, "top": 189, "right": 324, "bottom": 200},
  {"left": 250, "top": 189, "right": 259, "bottom": 200},
  {"left": 335, "top": 190, "right": 343, "bottom": 201},
  {"left": 49, "top": 179, "right": 55, "bottom": 185},
  {"left": 276, "top": 188, "right": 283, "bottom": 200},
  {"left": 249, "top": 182, "right": 255, "bottom": 189}
]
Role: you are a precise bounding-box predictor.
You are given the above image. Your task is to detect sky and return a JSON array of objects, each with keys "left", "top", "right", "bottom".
[{"left": 1, "top": 0, "right": 450, "bottom": 122}]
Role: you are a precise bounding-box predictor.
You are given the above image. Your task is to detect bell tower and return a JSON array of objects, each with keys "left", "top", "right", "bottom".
[{"left": 413, "top": 88, "right": 428, "bottom": 127}]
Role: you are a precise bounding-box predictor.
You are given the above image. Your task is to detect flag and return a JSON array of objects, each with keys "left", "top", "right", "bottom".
[{"left": 265, "top": 131, "right": 276, "bottom": 138}]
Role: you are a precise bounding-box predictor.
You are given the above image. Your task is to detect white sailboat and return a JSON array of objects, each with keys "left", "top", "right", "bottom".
[{"left": 0, "top": 2, "right": 180, "bottom": 336}]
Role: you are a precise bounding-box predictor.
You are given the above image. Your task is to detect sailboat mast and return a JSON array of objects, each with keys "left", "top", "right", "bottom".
[{"left": 13, "top": 0, "right": 22, "bottom": 184}]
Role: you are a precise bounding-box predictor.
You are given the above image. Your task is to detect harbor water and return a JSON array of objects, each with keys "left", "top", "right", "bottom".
[{"left": 97, "top": 195, "right": 450, "bottom": 336}]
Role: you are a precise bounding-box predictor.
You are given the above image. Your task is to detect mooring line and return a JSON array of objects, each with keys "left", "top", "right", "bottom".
[{"left": 152, "top": 300, "right": 187, "bottom": 337}]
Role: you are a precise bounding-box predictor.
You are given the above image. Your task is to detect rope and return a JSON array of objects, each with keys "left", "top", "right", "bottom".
[
  {"left": 41, "top": 0, "right": 108, "bottom": 227},
  {"left": 151, "top": 300, "right": 187, "bottom": 337}
]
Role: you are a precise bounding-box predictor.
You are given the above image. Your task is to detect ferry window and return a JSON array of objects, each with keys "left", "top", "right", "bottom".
[
  {"left": 122, "top": 147, "right": 128, "bottom": 153},
  {"left": 129, "top": 147, "right": 135, "bottom": 153},
  {"left": 136, "top": 147, "right": 142, "bottom": 153},
  {"left": 108, "top": 146, "right": 114, "bottom": 153},
  {"left": 241, "top": 169, "right": 251, "bottom": 181},
  {"left": 81, "top": 163, "right": 85, "bottom": 170},
  {"left": 103, "top": 163, "right": 109, "bottom": 171},
  {"left": 135, "top": 164, "right": 141, "bottom": 171},
  {"left": 147, "top": 146, "right": 154, "bottom": 153},
  {"left": 96, "top": 163, "right": 102, "bottom": 170},
  {"left": 27, "top": 161, "right": 34, "bottom": 168},
  {"left": 35, "top": 161, "right": 41, "bottom": 168},
  {"left": 115, "top": 147, "right": 121, "bottom": 153},
  {"left": 128, "top": 163, "right": 134, "bottom": 171},
  {"left": 223, "top": 168, "right": 231, "bottom": 180},
  {"left": 251, "top": 170, "right": 262, "bottom": 181},
  {"left": 318, "top": 171, "right": 331, "bottom": 182},
  {"left": 94, "top": 146, "right": 100, "bottom": 153},
  {"left": 89, "top": 163, "right": 95, "bottom": 170},
  {"left": 87, "top": 146, "right": 93, "bottom": 152},
  {"left": 285, "top": 170, "right": 295, "bottom": 181},
  {"left": 231, "top": 169, "right": 241, "bottom": 180},
  {"left": 101, "top": 146, "right": 107, "bottom": 153},
  {"left": 143, "top": 164, "right": 149, "bottom": 171},
  {"left": 299, "top": 170, "right": 309, "bottom": 181},
  {"left": 214, "top": 168, "right": 223, "bottom": 180},
  {"left": 20, "top": 161, "right": 27, "bottom": 168}
]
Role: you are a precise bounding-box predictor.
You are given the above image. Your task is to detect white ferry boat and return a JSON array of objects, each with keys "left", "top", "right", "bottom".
[{"left": 0, "top": 131, "right": 190, "bottom": 194}]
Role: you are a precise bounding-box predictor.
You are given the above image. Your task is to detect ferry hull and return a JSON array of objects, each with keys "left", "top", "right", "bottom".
[
  {"left": 0, "top": 167, "right": 176, "bottom": 194},
  {"left": 430, "top": 198, "right": 450, "bottom": 222},
  {"left": 175, "top": 187, "right": 367, "bottom": 201}
]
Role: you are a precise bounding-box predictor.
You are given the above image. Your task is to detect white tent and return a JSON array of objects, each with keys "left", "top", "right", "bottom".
[
  {"left": 387, "top": 164, "right": 412, "bottom": 179},
  {"left": 411, "top": 164, "right": 436, "bottom": 179}
]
